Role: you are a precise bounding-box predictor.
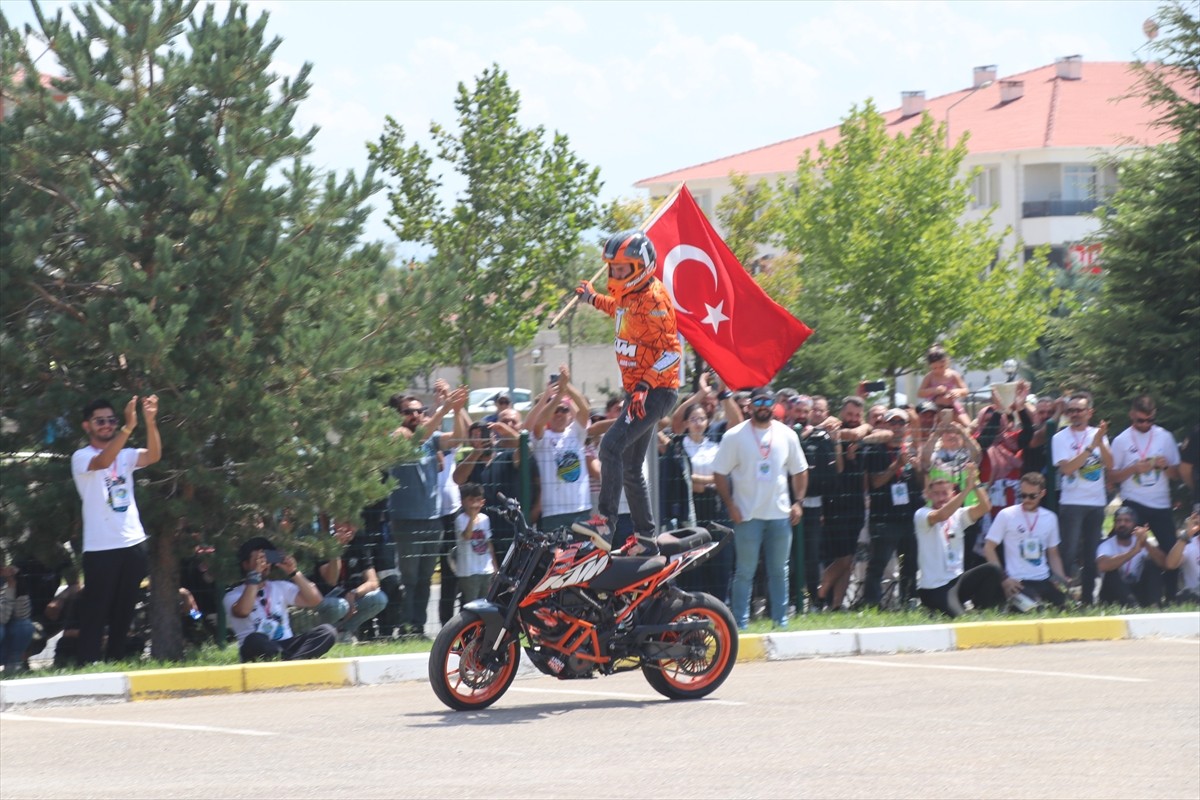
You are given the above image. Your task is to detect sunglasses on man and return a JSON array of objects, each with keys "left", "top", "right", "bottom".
[
  {"left": 750, "top": 398, "right": 775, "bottom": 407},
  {"left": 90, "top": 416, "right": 119, "bottom": 425}
]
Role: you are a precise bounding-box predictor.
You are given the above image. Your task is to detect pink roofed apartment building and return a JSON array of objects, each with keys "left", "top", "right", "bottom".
[{"left": 635, "top": 56, "right": 1179, "bottom": 276}]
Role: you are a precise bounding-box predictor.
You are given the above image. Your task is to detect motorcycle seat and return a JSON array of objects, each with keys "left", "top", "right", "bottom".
[
  {"left": 588, "top": 556, "right": 668, "bottom": 592},
  {"left": 657, "top": 528, "right": 712, "bottom": 556}
]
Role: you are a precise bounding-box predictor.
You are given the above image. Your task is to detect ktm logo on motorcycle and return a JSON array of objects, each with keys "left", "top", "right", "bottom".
[{"left": 531, "top": 551, "right": 611, "bottom": 594}]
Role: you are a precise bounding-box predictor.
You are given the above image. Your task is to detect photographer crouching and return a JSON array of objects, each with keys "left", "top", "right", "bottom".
[{"left": 224, "top": 536, "right": 334, "bottom": 663}]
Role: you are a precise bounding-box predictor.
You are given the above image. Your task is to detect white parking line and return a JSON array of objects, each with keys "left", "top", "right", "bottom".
[
  {"left": 831, "top": 659, "right": 1151, "bottom": 683},
  {"left": 0, "top": 712, "right": 274, "bottom": 736},
  {"left": 507, "top": 686, "right": 745, "bottom": 705}
]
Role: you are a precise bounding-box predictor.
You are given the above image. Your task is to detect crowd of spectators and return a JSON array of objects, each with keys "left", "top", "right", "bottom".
[{"left": 2, "top": 356, "right": 1198, "bottom": 674}]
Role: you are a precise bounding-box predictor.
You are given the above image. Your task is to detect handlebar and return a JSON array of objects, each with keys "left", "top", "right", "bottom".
[{"left": 486, "top": 493, "right": 577, "bottom": 547}]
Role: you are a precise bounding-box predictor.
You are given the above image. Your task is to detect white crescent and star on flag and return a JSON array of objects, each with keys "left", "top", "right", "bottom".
[{"left": 660, "top": 244, "right": 731, "bottom": 335}]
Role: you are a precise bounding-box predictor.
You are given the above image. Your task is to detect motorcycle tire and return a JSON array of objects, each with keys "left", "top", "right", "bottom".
[
  {"left": 641, "top": 591, "right": 738, "bottom": 700},
  {"left": 428, "top": 610, "right": 519, "bottom": 711}
]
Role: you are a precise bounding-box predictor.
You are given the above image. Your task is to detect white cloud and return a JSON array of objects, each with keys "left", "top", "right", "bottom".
[{"left": 521, "top": 4, "right": 587, "bottom": 35}]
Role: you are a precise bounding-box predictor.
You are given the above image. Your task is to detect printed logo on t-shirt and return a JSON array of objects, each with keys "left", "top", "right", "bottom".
[
  {"left": 107, "top": 474, "right": 130, "bottom": 512},
  {"left": 1076, "top": 453, "right": 1103, "bottom": 482},
  {"left": 556, "top": 450, "right": 582, "bottom": 483},
  {"left": 1019, "top": 537, "right": 1044, "bottom": 566},
  {"left": 469, "top": 529, "right": 489, "bottom": 555}
]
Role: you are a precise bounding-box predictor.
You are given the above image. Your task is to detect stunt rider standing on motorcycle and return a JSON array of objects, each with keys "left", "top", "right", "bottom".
[{"left": 573, "top": 230, "right": 681, "bottom": 556}]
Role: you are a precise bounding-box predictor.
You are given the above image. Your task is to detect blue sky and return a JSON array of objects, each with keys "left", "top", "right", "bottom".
[{"left": 5, "top": 0, "right": 1164, "bottom": 256}]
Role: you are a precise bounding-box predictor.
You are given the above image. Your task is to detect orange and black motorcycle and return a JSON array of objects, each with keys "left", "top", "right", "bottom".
[{"left": 428, "top": 495, "right": 738, "bottom": 711}]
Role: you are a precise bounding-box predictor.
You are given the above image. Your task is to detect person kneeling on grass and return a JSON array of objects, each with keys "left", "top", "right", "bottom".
[
  {"left": 224, "top": 536, "right": 335, "bottom": 663},
  {"left": 913, "top": 467, "right": 1004, "bottom": 617}
]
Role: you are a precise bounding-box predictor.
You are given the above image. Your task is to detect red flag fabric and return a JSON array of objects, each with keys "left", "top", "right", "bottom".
[{"left": 644, "top": 185, "right": 812, "bottom": 390}]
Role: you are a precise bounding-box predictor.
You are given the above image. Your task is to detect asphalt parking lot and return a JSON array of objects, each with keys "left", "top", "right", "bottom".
[{"left": 2, "top": 638, "right": 1197, "bottom": 800}]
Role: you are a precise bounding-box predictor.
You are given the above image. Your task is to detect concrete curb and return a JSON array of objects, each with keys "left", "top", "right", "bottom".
[{"left": 2, "top": 612, "right": 1195, "bottom": 709}]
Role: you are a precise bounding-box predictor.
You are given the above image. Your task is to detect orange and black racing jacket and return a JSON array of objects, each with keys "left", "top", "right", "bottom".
[{"left": 591, "top": 278, "right": 681, "bottom": 393}]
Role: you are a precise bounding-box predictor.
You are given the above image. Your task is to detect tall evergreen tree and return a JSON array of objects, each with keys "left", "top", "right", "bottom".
[
  {"left": 1, "top": 1, "right": 410, "bottom": 659},
  {"left": 368, "top": 65, "right": 602, "bottom": 383},
  {"left": 1050, "top": 1, "right": 1199, "bottom": 436}
]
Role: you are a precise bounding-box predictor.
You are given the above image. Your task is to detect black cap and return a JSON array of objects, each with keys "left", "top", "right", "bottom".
[
  {"left": 237, "top": 536, "right": 275, "bottom": 564},
  {"left": 749, "top": 387, "right": 773, "bottom": 401},
  {"left": 916, "top": 400, "right": 938, "bottom": 414}
]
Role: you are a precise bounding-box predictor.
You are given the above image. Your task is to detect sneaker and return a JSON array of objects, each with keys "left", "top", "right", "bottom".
[
  {"left": 336, "top": 631, "right": 357, "bottom": 646},
  {"left": 572, "top": 515, "right": 613, "bottom": 551},
  {"left": 624, "top": 533, "right": 660, "bottom": 557}
]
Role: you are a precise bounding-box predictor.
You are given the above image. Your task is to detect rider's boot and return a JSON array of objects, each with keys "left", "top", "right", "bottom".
[
  {"left": 624, "top": 532, "right": 660, "bottom": 557},
  {"left": 571, "top": 514, "right": 612, "bottom": 552}
]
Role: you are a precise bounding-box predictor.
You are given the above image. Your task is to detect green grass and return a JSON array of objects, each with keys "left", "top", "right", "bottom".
[{"left": 6, "top": 602, "right": 1195, "bottom": 681}]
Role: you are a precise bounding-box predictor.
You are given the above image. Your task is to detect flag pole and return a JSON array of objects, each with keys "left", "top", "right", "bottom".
[{"left": 548, "top": 182, "right": 686, "bottom": 329}]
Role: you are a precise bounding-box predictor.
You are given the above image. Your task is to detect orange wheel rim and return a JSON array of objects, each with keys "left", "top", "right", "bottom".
[
  {"left": 656, "top": 607, "right": 731, "bottom": 690},
  {"left": 442, "top": 619, "right": 517, "bottom": 704}
]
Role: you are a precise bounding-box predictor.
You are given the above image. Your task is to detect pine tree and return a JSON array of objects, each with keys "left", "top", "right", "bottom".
[
  {"left": 1051, "top": 0, "right": 1199, "bottom": 436},
  {"left": 1, "top": 1, "right": 410, "bottom": 660}
]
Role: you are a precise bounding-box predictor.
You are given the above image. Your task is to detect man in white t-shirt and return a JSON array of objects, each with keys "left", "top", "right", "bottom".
[
  {"left": 526, "top": 367, "right": 593, "bottom": 533},
  {"left": 1095, "top": 506, "right": 1168, "bottom": 608},
  {"left": 1108, "top": 394, "right": 1183, "bottom": 599},
  {"left": 224, "top": 536, "right": 334, "bottom": 662},
  {"left": 1051, "top": 391, "right": 1112, "bottom": 606},
  {"left": 71, "top": 395, "right": 161, "bottom": 665},
  {"left": 914, "top": 469, "right": 1001, "bottom": 617},
  {"left": 984, "top": 472, "right": 1069, "bottom": 609},
  {"left": 1166, "top": 512, "right": 1200, "bottom": 602},
  {"left": 713, "top": 388, "right": 809, "bottom": 630}
]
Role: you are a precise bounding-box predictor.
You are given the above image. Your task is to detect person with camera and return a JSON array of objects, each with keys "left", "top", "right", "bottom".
[
  {"left": 224, "top": 536, "right": 334, "bottom": 663},
  {"left": 526, "top": 365, "right": 594, "bottom": 534},
  {"left": 71, "top": 395, "right": 161, "bottom": 665},
  {"left": 453, "top": 414, "right": 538, "bottom": 558},
  {"left": 310, "top": 520, "right": 388, "bottom": 644}
]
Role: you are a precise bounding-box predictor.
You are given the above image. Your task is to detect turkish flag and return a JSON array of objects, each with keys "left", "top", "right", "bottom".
[{"left": 645, "top": 185, "right": 812, "bottom": 390}]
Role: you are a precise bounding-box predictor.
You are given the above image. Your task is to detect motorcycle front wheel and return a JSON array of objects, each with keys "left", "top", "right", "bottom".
[
  {"left": 641, "top": 592, "right": 738, "bottom": 700},
  {"left": 428, "top": 610, "right": 519, "bottom": 711}
]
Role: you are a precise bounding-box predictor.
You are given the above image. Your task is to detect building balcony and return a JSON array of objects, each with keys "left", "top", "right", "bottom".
[{"left": 1021, "top": 198, "right": 1104, "bottom": 218}]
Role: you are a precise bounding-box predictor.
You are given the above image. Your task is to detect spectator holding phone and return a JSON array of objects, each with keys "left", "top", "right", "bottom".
[
  {"left": 224, "top": 536, "right": 334, "bottom": 662},
  {"left": 525, "top": 365, "right": 594, "bottom": 532},
  {"left": 71, "top": 394, "right": 161, "bottom": 665},
  {"left": 310, "top": 521, "right": 388, "bottom": 644}
]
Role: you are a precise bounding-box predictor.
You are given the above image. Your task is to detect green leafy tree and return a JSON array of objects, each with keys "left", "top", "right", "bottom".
[
  {"left": 766, "top": 102, "right": 1059, "bottom": 397},
  {"left": 1049, "top": 0, "right": 1199, "bottom": 436},
  {"left": 1, "top": 1, "right": 411, "bottom": 660},
  {"left": 715, "top": 173, "right": 773, "bottom": 266},
  {"left": 368, "top": 65, "right": 602, "bottom": 383},
  {"left": 711, "top": 176, "right": 871, "bottom": 397}
]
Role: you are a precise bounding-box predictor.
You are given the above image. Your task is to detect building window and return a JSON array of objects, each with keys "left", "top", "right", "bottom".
[
  {"left": 970, "top": 166, "right": 999, "bottom": 209},
  {"left": 1062, "top": 165, "right": 1097, "bottom": 202},
  {"left": 692, "top": 189, "right": 712, "bottom": 218}
]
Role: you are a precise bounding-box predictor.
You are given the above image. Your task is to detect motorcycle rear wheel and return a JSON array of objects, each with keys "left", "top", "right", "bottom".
[
  {"left": 641, "top": 592, "right": 738, "bottom": 700},
  {"left": 428, "top": 610, "right": 519, "bottom": 711}
]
